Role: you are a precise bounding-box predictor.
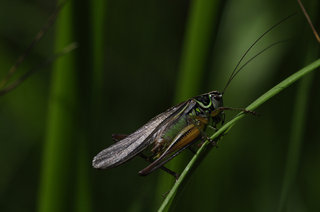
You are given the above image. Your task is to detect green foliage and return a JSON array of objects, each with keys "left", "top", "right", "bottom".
[
  {"left": 0, "top": 0, "right": 319, "bottom": 212},
  {"left": 37, "top": 1, "right": 79, "bottom": 211},
  {"left": 155, "top": 0, "right": 222, "bottom": 201}
]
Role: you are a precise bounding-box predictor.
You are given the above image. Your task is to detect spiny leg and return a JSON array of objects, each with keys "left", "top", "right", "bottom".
[
  {"left": 188, "top": 146, "right": 197, "bottom": 154},
  {"left": 187, "top": 115, "right": 217, "bottom": 147},
  {"left": 139, "top": 153, "right": 179, "bottom": 180}
]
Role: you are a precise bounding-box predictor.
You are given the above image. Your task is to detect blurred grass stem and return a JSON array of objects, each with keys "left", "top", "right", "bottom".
[{"left": 158, "top": 58, "right": 320, "bottom": 212}]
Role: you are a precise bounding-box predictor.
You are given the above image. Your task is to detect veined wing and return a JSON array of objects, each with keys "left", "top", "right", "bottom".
[
  {"left": 139, "top": 114, "right": 207, "bottom": 175},
  {"left": 92, "top": 100, "right": 196, "bottom": 169}
]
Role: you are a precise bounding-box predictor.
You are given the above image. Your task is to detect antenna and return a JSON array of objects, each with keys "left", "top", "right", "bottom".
[
  {"left": 222, "top": 14, "right": 295, "bottom": 94},
  {"left": 225, "top": 40, "right": 288, "bottom": 88}
]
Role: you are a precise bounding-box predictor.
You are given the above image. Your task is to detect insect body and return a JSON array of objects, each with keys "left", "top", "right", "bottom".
[
  {"left": 92, "top": 15, "right": 291, "bottom": 177},
  {"left": 92, "top": 91, "right": 224, "bottom": 176}
]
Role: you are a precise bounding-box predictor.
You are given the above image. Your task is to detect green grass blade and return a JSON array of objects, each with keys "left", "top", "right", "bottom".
[
  {"left": 155, "top": 0, "right": 222, "bottom": 203},
  {"left": 277, "top": 73, "right": 313, "bottom": 212},
  {"left": 278, "top": 1, "right": 319, "bottom": 210},
  {"left": 158, "top": 58, "right": 320, "bottom": 212},
  {"left": 277, "top": 51, "right": 317, "bottom": 212},
  {"left": 37, "top": 1, "right": 77, "bottom": 211},
  {"left": 174, "top": 0, "right": 221, "bottom": 102}
]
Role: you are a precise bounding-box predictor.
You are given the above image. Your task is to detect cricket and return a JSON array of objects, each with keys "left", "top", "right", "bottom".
[{"left": 92, "top": 15, "right": 294, "bottom": 178}]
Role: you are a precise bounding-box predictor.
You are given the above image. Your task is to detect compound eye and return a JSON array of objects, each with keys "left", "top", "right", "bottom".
[{"left": 214, "top": 95, "right": 222, "bottom": 101}]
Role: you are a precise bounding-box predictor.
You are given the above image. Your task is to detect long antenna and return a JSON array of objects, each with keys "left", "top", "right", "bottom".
[
  {"left": 226, "top": 40, "right": 288, "bottom": 86},
  {"left": 222, "top": 13, "right": 295, "bottom": 94}
]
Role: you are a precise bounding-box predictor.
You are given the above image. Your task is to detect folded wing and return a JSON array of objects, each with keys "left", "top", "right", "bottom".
[{"left": 92, "top": 101, "right": 192, "bottom": 169}]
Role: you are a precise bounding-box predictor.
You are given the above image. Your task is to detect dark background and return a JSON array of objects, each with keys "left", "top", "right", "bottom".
[{"left": 0, "top": 0, "right": 319, "bottom": 211}]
